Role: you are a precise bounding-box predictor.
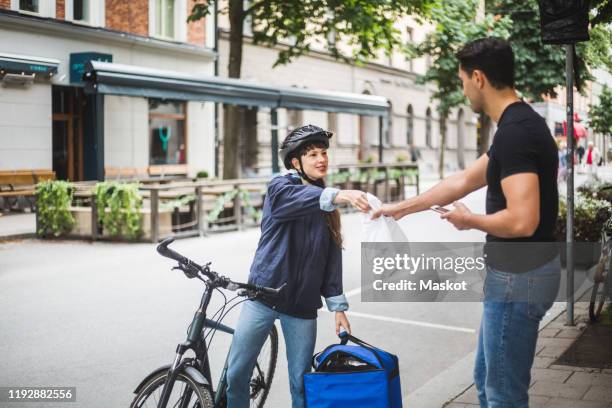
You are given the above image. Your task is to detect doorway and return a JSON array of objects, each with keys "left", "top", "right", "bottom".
[{"left": 52, "top": 86, "right": 84, "bottom": 181}]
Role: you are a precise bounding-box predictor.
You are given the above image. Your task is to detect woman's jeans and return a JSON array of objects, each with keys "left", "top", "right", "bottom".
[
  {"left": 475, "top": 256, "right": 560, "bottom": 408},
  {"left": 226, "top": 300, "right": 317, "bottom": 408}
]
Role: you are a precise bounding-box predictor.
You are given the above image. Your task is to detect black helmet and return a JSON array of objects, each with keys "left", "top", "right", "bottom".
[{"left": 279, "top": 124, "right": 333, "bottom": 170}]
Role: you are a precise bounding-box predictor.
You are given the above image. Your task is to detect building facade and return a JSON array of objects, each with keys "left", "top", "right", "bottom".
[
  {"left": 0, "top": 0, "right": 216, "bottom": 180},
  {"left": 216, "top": 12, "right": 479, "bottom": 177}
]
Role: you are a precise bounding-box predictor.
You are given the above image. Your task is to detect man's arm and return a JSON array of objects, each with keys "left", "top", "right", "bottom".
[
  {"left": 373, "top": 153, "right": 489, "bottom": 220},
  {"left": 442, "top": 172, "right": 540, "bottom": 238}
]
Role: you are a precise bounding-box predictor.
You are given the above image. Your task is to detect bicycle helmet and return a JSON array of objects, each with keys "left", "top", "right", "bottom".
[{"left": 279, "top": 125, "right": 332, "bottom": 186}]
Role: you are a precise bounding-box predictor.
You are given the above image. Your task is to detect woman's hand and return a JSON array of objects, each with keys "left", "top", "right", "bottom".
[
  {"left": 335, "top": 311, "right": 351, "bottom": 335},
  {"left": 333, "top": 190, "right": 371, "bottom": 213}
]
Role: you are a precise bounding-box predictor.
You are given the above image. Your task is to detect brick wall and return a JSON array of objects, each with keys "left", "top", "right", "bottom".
[
  {"left": 56, "top": 0, "right": 65, "bottom": 19},
  {"left": 0, "top": 0, "right": 11, "bottom": 10},
  {"left": 106, "top": 0, "right": 148, "bottom": 37},
  {"left": 187, "top": 0, "right": 205, "bottom": 46}
]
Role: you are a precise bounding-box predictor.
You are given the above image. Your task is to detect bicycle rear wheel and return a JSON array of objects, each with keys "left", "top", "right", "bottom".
[
  {"left": 130, "top": 370, "right": 213, "bottom": 408},
  {"left": 249, "top": 324, "right": 278, "bottom": 407}
]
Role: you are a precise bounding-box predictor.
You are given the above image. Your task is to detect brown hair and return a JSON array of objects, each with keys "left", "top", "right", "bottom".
[{"left": 295, "top": 142, "right": 343, "bottom": 248}]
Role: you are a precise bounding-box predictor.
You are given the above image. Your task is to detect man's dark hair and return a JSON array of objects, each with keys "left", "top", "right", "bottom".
[{"left": 456, "top": 37, "right": 515, "bottom": 89}]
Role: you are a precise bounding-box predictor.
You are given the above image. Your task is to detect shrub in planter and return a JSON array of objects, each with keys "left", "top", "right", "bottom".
[
  {"left": 577, "top": 179, "right": 612, "bottom": 204},
  {"left": 196, "top": 170, "right": 209, "bottom": 179},
  {"left": 35, "top": 180, "right": 75, "bottom": 237},
  {"left": 94, "top": 182, "right": 143, "bottom": 239},
  {"left": 556, "top": 193, "right": 612, "bottom": 268}
]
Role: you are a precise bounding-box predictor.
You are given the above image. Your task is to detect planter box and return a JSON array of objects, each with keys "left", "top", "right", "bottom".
[{"left": 69, "top": 206, "right": 172, "bottom": 241}]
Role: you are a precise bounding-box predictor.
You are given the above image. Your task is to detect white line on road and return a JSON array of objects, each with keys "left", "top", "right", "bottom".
[{"left": 324, "top": 309, "right": 476, "bottom": 333}]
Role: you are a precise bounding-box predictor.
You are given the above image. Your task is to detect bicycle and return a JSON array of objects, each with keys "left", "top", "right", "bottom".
[
  {"left": 130, "top": 237, "right": 283, "bottom": 408},
  {"left": 589, "top": 217, "right": 612, "bottom": 322}
]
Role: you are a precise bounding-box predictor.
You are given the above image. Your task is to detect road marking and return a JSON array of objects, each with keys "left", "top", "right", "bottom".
[
  {"left": 344, "top": 287, "right": 362, "bottom": 298},
  {"left": 325, "top": 309, "right": 476, "bottom": 334}
]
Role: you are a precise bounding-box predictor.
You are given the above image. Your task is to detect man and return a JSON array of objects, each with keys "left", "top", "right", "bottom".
[
  {"left": 374, "top": 37, "right": 560, "bottom": 407},
  {"left": 585, "top": 141, "right": 601, "bottom": 180}
]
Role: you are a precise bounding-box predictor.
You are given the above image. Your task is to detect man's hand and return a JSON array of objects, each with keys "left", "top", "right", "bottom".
[
  {"left": 334, "top": 190, "right": 371, "bottom": 213},
  {"left": 370, "top": 203, "right": 404, "bottom": 220},
  {"left": 441, "top": 202, "right": 473, "bottom": 231},
  {"left": 335, "top": 311, "right": 351, "bottom": 335}
]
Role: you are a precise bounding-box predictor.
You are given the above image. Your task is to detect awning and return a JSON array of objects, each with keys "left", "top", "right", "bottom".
[
  {"left": 0, "top": 52, "right": 59, "bottom": 78},
  {"left": 83, "top": 61, "right": 388, "bottom": 116}
]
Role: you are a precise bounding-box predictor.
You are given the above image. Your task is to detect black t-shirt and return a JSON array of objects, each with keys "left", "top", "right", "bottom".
[{"left": 484, "top": 101, "right": 559, "bottom": 272}]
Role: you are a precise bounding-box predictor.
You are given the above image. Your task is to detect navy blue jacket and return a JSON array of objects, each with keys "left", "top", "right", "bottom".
[{"left": 248, "top": 174, "right": 347, "bottom": 319}]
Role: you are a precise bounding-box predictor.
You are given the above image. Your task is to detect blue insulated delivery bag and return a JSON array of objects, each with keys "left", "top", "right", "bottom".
[{"left": 304, "top": 332, "right": 403, "bottom": 408}]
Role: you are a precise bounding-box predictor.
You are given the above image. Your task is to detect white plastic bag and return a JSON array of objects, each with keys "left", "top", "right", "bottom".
[{"left": 362, "top": 193, "right": 408, "bottom": 242}]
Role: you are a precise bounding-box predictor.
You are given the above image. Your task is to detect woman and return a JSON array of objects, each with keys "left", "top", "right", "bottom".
[{"left": 225, "top": 125, "right": 370, "bottom": 408}]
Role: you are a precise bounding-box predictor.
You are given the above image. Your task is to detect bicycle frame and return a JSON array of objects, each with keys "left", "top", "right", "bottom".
[{"left": 156, "top": 281, "right": 237, "bottom": 408}]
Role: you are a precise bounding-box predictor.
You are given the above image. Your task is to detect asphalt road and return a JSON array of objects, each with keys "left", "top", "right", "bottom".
[{"left": 0, "top": 187, "right": 489, "bottom": 407}]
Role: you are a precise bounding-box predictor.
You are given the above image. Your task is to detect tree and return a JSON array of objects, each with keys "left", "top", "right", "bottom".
[
  {"left": 410, "top": 0, "right": 511, "bottom": 178},
  {"left": 189, "top": 0, "right": 430, "bottom": 179},
  {"left": 486, "top": 0, "right": 591, "bottom": 102},
  {"left": 589, "top": 84, "right": 612, "bottom": 141}
]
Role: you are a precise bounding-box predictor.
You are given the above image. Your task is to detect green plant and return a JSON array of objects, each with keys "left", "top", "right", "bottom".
[
  {"left": 160, "top": 194, "right": 196, "bottom": 211},
  {"left": 556, "top": 193, "right": 612, "bottom": 242},
  {"left": 94, "top": 182, "right": 143, "bottom": 239},
  {"left": 196, "top": 170, "right": 209, "bottom": 179},
  {"left": 577, "top": 180, "right": 612, "bottom": 204},
  {"left": 35, "top": 180, "right": 75, "bottom": 237},
  {"left": 396, "top": 154, "right": 408, "bottom": 163},
  {"left": 207, "top": 188, "right": 263, "bottom": 223}
]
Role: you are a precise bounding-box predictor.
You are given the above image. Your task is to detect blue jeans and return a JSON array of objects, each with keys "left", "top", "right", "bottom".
[
  {"left": 475, "top": 256, "right": 560, "bottom": 408},
  {"left": 226, "top": 300, "right": 317, "bottom": 408}
]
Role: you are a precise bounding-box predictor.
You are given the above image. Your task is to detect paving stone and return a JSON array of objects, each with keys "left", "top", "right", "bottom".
[
  {"left": 543, "top": 398, "right": 609, "bottom": 408},
  {"left": 549, "top": 365, "right": 601, "bottom": 373},
  {"left": 531, "top": 368, "right": 573, "bottom": 383},
  {"left": 529, "top": 395, "right": 551, "bottom": 407},
  {"left": 533, "top": 357, "right": 557, "bottom": 368},
  {"left": 537, "top": 337, "right": 575, "bottom": 349},
  {"left": 538, "top": 345, "right": 573, "bottom": 359},
  {"left": 556, "top": 328, "right": 585, "bottom": 339},
  {"left": 583, "top": 386, "right": 612, "bottom": 403},
  {"left": 454, "top": 385, "right": 479, "bottom": 404},
  {"left": 541, "top": 328, "right": 562, "bottom": 338},
  {"left": 529, "top": 381, "right": 590, "bottom": 399},
  {"left": 565, "top": 372, "right": 612, "bottom": 387}
]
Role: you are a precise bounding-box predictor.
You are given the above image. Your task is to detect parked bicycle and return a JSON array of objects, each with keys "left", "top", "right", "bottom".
[
  {"left": 130, "top": 238, "right": 283, "bottom": 408},
  {"left": 590, "top": 216, "right": 612, "bottom": 322}
]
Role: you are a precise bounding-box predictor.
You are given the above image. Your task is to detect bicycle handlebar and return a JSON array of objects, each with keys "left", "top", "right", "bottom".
[{"left": 156, "top": 237, "right": 284, "bottom": 297}]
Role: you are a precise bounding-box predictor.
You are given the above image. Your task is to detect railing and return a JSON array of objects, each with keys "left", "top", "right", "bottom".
[{"left": 44, "top": 163, "right": 418, "bottom": 243}]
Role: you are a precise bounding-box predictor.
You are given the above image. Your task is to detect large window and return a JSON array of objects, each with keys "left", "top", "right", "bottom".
[
  {"left": 149, "top": 100, "right": 186, "bottom": 165},
  {"left": 73, "top": 0, "right": 90, "bottom": 22},
  {"left": 425, "top": 107, "right": 432, "bottom": 148},
  {"left": 19, "top": 0, "right": 38, "bottom": 12},
  {"left": 155, "top": 0, "right": 175, "bottom": 39},
  {"left": 406, "top": 105, "right": 414, "bottom": 145}
]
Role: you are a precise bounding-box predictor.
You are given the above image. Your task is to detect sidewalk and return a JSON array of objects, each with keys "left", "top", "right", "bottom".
[
  {"left": 445, "top": 301, "right": 612, "bottom": 408},
  {"left": 0, "top": 213, "right": 36, "bottom": 239}
]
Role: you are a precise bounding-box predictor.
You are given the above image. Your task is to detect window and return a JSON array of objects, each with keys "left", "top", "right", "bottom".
[
  {"left": 406, "top": 27, "right": 414, "bottom": 72},
  {"left": 155, "top": 0, "right": 175, "bottom": 39},
  {"left": 426, "top": 108, "right": 432, "bottom": 148},
  {"left": 19, "top": 0, "right": 38, "bottom": 12},
  {"left": 73, "top": 0, "right": 90, "bottom": 22},
  {"left": 406, "top": 105, "right": 414, "bottom": 145},
  {"left": 149, "top": 100, "right": 186, "bottom": 165}
]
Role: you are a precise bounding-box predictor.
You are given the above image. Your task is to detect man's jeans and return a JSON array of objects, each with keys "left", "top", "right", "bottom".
[
  {"left": 475, "top": 256, "right": 560, "bottom": 408},
  {"left": 226, "top": 300, "right": 317, "bottom": 408}
]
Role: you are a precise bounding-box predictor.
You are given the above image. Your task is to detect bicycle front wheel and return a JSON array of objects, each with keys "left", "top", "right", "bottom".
[{"left": 130, "top": 370, "right": 214, "bottom": 408}]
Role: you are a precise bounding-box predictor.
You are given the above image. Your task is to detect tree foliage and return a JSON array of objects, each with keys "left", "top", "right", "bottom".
[
  {"left": 410, "top": 0, "right": 511, "bottom": 177},
  {"left": 189, "top": 0, "right": 431, "bottom": 178},
  {"left": 486, "top": 0, "right": 593, "bottom": 101},
  {"left": 589, "top": 84, "right": 612, "bottom": 138}
]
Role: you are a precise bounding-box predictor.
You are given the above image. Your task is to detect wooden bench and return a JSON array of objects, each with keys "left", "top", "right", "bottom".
[{"left": 0, "top": 170, "right": 56, "bottom": 212}]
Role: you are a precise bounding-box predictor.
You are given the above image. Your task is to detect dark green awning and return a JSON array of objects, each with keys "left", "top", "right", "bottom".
[
  {"left": 84, "top": 61, "right": 388, "bottom": 116},
  {"left": 0, "top": 53, "right": 59, "bottom": 78}
]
